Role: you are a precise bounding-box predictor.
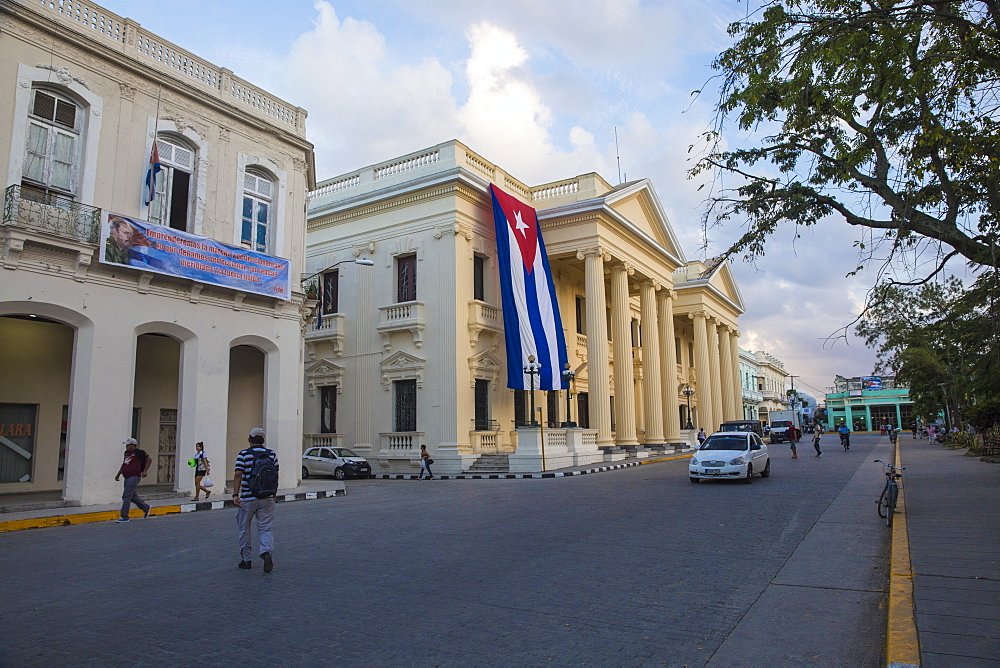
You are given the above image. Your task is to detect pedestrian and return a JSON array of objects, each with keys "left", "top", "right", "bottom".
[
  {"left": 418, "top": 444, "right": 435, "bottom": 479},
  {"left": 880, "top": 424, "right": 887, "bottom": 436},
  {"left": 789, "top": 425, "right": 798, "bottom": 458},
  {"left": 697, "top": 428, "right": 707, "bottom": 446},
  {"left": 191, "top": 441, "right": 212, "bottom": 501},
  {"left": 813, "top": 424, "right": 823, "bottom": 457},
  {"left": 233, "top": 427, "right": 279, "bottom": 572},
  {"left": 114, "top": 438, "right": 152, "bottom": 522}
]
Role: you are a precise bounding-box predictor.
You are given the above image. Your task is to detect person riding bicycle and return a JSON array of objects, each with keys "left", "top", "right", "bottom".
[{"left": 838, "top": 423, "right": 851, "bottom": 450}]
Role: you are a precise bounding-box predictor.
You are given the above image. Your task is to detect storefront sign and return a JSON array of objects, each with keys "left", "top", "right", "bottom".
[{"left": 98, "top": 213, "right": 291, "bottom": 300}]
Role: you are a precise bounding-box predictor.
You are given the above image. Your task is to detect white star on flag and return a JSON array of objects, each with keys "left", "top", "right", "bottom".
[{"left": 514, "top": 210, "right": 529, "bottom": 237}]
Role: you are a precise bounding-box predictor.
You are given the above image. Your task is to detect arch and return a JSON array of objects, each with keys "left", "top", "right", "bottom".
[
  {"left": 134, "top": 320, "right": 197, "bottom": 342},
  {"left": 0, "top": 300, "right": 93, "bottom": 330},
  {"left": 229, "top": 333, "right": 280, "bottom": 355}
]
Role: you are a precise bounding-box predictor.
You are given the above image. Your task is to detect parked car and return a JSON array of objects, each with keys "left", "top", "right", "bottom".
[
  {"left": 302, "top": 446, "right": 371, "bottom": 480},
  {"left": 689, "top": 431, "right": 770, "bottom": 483},
  {"left": 718, "top": 420, "right": 765, "bottom": 437}
]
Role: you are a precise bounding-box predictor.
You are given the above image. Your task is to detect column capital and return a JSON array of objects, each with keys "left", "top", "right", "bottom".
[
  {"left": 688, "top": 309, "right": 709, "bottom": 321},
  {"left": 608, "top": 258, "right": 635, "bottom": 275},
  {"left": 639, "top": 278, "right": 660, "bottom": 291},
  {"left": 576, "top": 246, "right": 610, "bottom": 262}
]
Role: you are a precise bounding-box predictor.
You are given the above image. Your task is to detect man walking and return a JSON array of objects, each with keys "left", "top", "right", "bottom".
[
  {"left": 812, "top": 423, "right": 823, "bottom": 457},
  {"left": 233, "top": 427, "right": 279, "bottom": 572},
  {"left": 115, "top": 438, "right": 152, "bottom": 522}
]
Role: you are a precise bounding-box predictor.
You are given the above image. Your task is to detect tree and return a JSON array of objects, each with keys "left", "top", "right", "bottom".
[
  {"left": 855, "top": 271, "right": 1000, "bottom": 425},
  {"left": 692, "top": 0, "right": 1000, "bottom": 277}
]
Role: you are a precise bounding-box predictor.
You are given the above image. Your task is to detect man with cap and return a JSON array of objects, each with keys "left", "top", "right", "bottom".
[
  {"left": 114, "top": 438, "right": 152, "bottom": 522},
  {"left": 232, "top": 427, "right": 279, "bottom": 572}
]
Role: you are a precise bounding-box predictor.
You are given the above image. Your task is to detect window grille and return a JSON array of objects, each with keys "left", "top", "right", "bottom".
[{"left": 394, "top": 379, "right": 417, "bottom": 432}]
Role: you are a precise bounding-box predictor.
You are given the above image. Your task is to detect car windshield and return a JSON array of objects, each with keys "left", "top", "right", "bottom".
[
  {"left": 700, "top": 436, "right": 748, "bottom": 451},
  {"left": 334, "top": 448, "right": 359, "bottom": 458},
  {"left": 771, "top": 420, "right": 792, "bottom": 428}
]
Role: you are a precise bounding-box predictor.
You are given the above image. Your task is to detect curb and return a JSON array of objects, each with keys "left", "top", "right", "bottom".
[
  {"left": 0, "top": 489, "right": 345, "bottom": 534},
  {"left": 886, "top": 438, "right": 921, "bottom": 667},
  {"left": 371, "top": 453, "right": 693, "bottom": 480}
]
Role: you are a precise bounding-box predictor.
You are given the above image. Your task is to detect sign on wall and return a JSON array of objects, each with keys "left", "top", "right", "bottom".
[
  {"left": 860, "top": 376, "right": 883, "bottom": 390},
  {"left": 98, "top": 212, "right": 290, "bottom": 300}
]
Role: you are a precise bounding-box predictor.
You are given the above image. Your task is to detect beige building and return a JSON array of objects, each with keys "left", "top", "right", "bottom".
[
  {"left": 0, "top": 0, "right": 314, "bottom": 504},
  {"left": 303, "top": 141, "right": 745, "bottom": 474}
]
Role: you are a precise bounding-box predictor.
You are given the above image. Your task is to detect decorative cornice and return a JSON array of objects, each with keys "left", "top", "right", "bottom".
[{"left": 37, "top": 64, "right": 89, "bottom": 90}]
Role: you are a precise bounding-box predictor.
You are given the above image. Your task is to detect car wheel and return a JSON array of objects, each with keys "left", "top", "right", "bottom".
[
  {"left": 334, "top": 467, "right": 347, "bottom": 480},
  {"left": 302, "top": 466, "right": 310, "bottom": 479},
  {"left": 743, "top": 465, "right": 753, "bottom": 484},
  {"left": 689, "top": 476, "right": 700, "bottom": 483},
  {"left": 760, "top": 460, "right": 771, "bottom": 478}
]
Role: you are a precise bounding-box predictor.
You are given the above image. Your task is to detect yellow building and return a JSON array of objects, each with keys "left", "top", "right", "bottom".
[
  {"left": 0, "top": 0, "right": 314, "bottom": 503},
  {"left": 304, "top": 141, "right": 744, "bottom": 474}
]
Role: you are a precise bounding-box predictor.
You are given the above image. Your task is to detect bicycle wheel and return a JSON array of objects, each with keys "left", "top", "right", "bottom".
[
  {"left": 877, "top": 485, "right": 889, "bottom": 518},
  {"left": 886, "top": 483, "right": 898, "bottom": 527}
]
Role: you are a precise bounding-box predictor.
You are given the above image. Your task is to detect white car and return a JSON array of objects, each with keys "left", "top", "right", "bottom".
[
  {"left": 302, "top": 446, "right": 371, "bottom": 480},
  {"left": 689, "top": 431, "right": 770, "bottom": 483}
]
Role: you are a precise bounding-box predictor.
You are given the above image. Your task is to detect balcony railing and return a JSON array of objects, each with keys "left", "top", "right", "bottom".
[
  {"left": 380, "top": 432, "right": 423, "bottom": 451},
  {"left": 305, "top": 312, "right": 346, "bottom": 354},
  {"left": 467, "top": 300, "right": 502, "bottom": 346},
  {"left": 3, "top": 185, "right": 100, "bottom": 244},
  {"left": 376, "top": 301, "right": 425, "bottom": 350},
  {"left": 303, "top": 433, "right": 344, "bottom": 451}
]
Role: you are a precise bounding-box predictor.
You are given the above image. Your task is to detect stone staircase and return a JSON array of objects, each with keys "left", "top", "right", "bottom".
[{"left": 465, "top": 453, "right": 510, "bottom": 473}]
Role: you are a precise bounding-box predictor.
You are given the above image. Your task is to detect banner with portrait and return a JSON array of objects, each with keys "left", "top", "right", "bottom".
[{"left": 98, "top": 212, "right": 291, "bottom": 300}]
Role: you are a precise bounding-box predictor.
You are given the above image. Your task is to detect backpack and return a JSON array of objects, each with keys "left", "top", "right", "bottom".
[{"left": 247, "top": 449, "right": 279, "bottom": 498}]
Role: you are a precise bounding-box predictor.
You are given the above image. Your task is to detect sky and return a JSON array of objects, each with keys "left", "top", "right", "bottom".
[{"left": 97, "top": 0, "right": 884, "bottom": 399}]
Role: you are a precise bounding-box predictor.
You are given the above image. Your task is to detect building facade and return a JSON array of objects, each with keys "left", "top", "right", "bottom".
[
  {"left": 825, "top": 375, "right": 913, "bottom": 432},
  {"left": 737, "top": 349, "right": 789, "bottom": 424},
  {"left": 303, "top": 141, "right": 745, "bottom": 474},
  {"left": 0, "top": 0, "right": 314, "bottom": 503}
]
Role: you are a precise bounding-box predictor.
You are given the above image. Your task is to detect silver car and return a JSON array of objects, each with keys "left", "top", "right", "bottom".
[{"left": 302, "top": 446, "right": 371, "bottom": 480}]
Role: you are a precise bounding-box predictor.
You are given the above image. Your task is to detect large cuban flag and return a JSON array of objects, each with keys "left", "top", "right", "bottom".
[{"left": 490, "top": 184, "right": 568, "bottom": 390}]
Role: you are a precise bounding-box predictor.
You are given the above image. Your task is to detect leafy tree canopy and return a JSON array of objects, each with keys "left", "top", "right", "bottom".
[{"left": 693, "top": 0, "right": 1000, "bottom": 274}]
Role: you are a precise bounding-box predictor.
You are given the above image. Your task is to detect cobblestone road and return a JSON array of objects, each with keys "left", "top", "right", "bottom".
[{"left": 0, "top": 434, "right": 890, "bottom": 666}]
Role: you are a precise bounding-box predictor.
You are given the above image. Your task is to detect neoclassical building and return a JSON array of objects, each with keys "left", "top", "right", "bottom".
[
  {"left": 739, "top": 349, "right": 791, "bottom": 423},
  {"left": 0, "top": 0, "right": 314, "bottom": 504},
  {"left": 303, "top": 141, "right": 745, "bottom": 474}
]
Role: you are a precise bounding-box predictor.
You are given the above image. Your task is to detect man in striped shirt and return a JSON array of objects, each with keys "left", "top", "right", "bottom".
[{"left": 233, "top": 427, "right": 279, "bottom": 572}]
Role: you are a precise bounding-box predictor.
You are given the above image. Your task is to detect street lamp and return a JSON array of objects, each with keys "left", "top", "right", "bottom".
[
  {"left": 301, "top": 257, "right": 375, "bottom": 288},
  {"left": 524, "top": 355, "right": 540, "bottom": 427},
  {"left": 682, "top": 384, "right": 695, "bottom": 430},
  {"left": 561, "top": 362, "right": 576, "bottom": 428}
]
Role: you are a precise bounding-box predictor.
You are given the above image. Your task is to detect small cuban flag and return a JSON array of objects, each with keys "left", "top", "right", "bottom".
[
  {"left": 490, "top": 184, "right": 568, "bottom": 390},
  {"left": 142, "top": 141, "right": 161, "bottom": 207}
]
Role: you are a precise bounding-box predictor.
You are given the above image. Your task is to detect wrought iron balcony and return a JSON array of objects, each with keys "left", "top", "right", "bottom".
[{"left": 2, "top": 185, "right": 100, "bottom": 244}]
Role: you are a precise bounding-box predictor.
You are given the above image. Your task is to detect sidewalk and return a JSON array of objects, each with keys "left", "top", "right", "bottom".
[
  {"left": 897, "top": 437, "right": 1000, "bottom": 666},
  {"left": 0, "top": 478, "right": 346, "bottom": 533}
]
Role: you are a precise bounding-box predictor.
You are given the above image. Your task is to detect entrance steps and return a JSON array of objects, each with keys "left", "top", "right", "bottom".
[{"left": 465, "top": 453, "right": 510, "bottom": 474}]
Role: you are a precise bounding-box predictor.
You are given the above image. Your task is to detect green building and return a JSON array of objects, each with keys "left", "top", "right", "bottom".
[{"left": 824, "top": 375, "right": 914, "bottom": 433}]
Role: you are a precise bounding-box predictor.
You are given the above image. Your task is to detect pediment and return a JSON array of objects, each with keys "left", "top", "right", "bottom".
[
  {"left": 306, "top": 358, "right": 345, "bottom": 378},
  {"left": 603, "top": 180, "right": 686, "bottom": 265},
  {"left": 380, "top": 350, "right": 427, "bottom": 370},
  {"left": 704, "top": 260, "right": 745, "bottom": 313}
]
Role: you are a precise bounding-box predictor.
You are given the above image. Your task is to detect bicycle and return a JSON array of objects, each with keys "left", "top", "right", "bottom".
[{"left": 874, "top": 459, "right": 904, "bottom": 526}]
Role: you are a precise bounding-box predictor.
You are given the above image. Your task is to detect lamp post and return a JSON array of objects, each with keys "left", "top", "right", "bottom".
[
  {"left": 524, "top": 355, "right": 540, "bottom": 427},
  {"left": 301, "top": 257, "right": 375, "bottom": 288},
  {"left": 682, "top": 384, "right": 695, "bottom": 430},
  {"left": 561, "top": 362, "right": 576, "bottom": 428}
]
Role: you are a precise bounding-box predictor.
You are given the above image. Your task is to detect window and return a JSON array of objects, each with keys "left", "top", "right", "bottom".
[
  {"left": 474, "top": 379, "right": 491, "bottom": 430},
  {"left": 610, "top": 395, "right": 616, "bottom": 432},
  {"left": 394, "top": 379, "right": 417, "bottom": 432},
  {"left": 397, "top": 254, "right": 417, "bottom": 302},
  {"left": 631, "top": 318, "right": 640, "bottom": 348},
  {"left": 577, "top": 392, "right": 590, "bottom": 429},
  {"left": 22, "top": 89, "right": 81, "bottom": 199},
  {"left": 320, "top": 386, "right": 337, "bottom": 433},
  {"left": 606, "top": 307, "right": 613, "bottom": 341},
  {"left": 473, "top": 255, "right": 485, "bottom": 301},
  {"left": 0, "top": 404, "right": 37, "bottom": 483},
  {"left": 321, "top": 270, "right": 339, "bottom": 315},
  {"left": 546, "top": 391, "right": 558, "bottom": 428},
  {"left": 675, "top": 337, "right": 682, "bottom": 365},
  {"left": 575, "top": 296, "right": 586, "bottom": 335},
  {"left": 241, "top": 170, "right": 273, "bottom": 252},
  {"left": 514, "top": 390, "right": 528, "bottom": 427},
  {"left": 150, "top": 137, "right": 195, "bottom": 231},
  {"left": 688, "top": 342, "right": 695, "bottom": 367}
]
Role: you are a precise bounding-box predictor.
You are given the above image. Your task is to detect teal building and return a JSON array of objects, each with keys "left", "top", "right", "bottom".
[{"left": 824, "top": 375, "right": 914, "bottom": 432}]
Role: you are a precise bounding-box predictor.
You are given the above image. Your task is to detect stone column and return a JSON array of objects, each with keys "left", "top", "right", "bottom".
[
  {"left": 690, "top": 312, "right": 713, "bottom": 434},
  {"left": 578, "top": 248, "right": 613, "bottom": 447},
  {"left": 729, "top": 328, "right": 742, "bottom": 423},
  {"left": 639, "top": 280, "right": 664, "bottom": 444},
  {"left": 707, "top": 318, "right": 724, "bottom": 432},
  {"left": 719, "top": 325, "right": 735, "bottom": 421},
  {"left": 609, "top": 262, "right": 638, "bottom": 447},
  {"left": 658, "top": 290, "right": 680, "bottom": 442}
]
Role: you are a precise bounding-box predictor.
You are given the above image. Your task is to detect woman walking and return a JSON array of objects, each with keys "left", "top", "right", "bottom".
[
  {"left": 192, "top": 442, "right": 212, "bottom": 500},
  {"left": 789, "top": 425, "right": 798, "bottom": 459},
  {"left": 418, "top": 444, "right": 435, "bottom": 480}
]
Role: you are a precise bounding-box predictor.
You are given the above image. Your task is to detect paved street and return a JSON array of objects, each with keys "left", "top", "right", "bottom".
[{"left": 0, "top": 434, "right": 892, "bottom": 666}]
